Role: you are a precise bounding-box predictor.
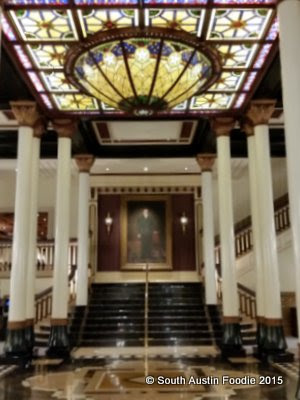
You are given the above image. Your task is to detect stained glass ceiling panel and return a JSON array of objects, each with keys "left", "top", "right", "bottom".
[
  {"left": 78, "top": 9, "right": 139, "bottom": 37},
  {"left": 2, "top": 0, "right": 278, "bottom": 116},
  {"left": 145, "top": 9, "right": 205, "bottom": 36}
]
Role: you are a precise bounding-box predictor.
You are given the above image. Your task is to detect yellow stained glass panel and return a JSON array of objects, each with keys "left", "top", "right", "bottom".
[
  {"left": 53, "top": 93, "right": 98, "bottom": 110},
  {"left": 78, "top": 9, "right": 138, "bottom": 38},
  {"left": 145, "top": 9, "right": 205, "bottom": 36},
  {"left": 27, "top": 44, "right": 69, "bottom": 69},
  {"left": 41, "top": 71, "right": 77, "bottom": 92},
  {"left": 216, "top": 44, "right": 258, "bottom": 69},
  {"left": 10, "top": 10, "right": 77, "bottom": 41},
  {"left": 209, "top": 71, "right": 246, "bottom": 91},
  {"left": 191, "top": 93, "right": 234, "bottom": 109},
  {"left": 208, "top": 9, "right": 272, "bottom": 40}
]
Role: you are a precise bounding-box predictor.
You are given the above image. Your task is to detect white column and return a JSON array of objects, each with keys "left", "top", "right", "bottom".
[
  {"left": 26, "top": 120, "right": 44, "bottom": 332},
  {"left": 47, "top": 120, "right": 76, "bottom": 357},
  {"left": 247, "top": 101, "right": 282, "bottom": 321},
  {"left": 214, "top": 119, "right": 240, "bottom": 319},
  {"left": 278, "top": 0, "right": 300, "bottom": 342},
  {"left": 51, "top": 122, "right": 75, "bottom": 322},
  {"left": 5, "top": 101, "right": 39, "bottom": 354},
  {"left": 75, "top": 155, "right": 95, "bottom": 307},
  {"left": 89, "top": 190, "right": 98, "bottom": 276},
  {"left": 243, "top": 123, "right": 265, "bottom": 323},
  {"left": 197, "top": 154, "right": 217, "bottom": 305}
]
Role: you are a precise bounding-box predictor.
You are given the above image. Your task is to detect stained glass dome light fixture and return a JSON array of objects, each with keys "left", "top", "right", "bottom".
[{"left": 65, "top": 28, "right": 222, "bottom": 116}]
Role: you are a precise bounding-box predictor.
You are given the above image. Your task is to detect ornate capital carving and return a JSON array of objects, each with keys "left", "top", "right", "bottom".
[
  {"left": 53, "top": 119, "right": 77, "bottom": 138},
  {"left": 75, "top": 154, "right": 95, "bottom": 173},
  {"left": 33, "top": 117, "right": 47, "bottom": 138},
  {"left": 246, "top": 99, "right": 276, "bottom": 126},
  {"left": 211, "top": 117, "right": 235, "bottom": 137},
  {"left": 196, "top": 153, "right": 215, "bottom": 172},
  {"left": 241, "top": 118, "right": 254, "bottom": 137},
  {"left": 10, "top": 101, "right": 40, "bottom": 127}
]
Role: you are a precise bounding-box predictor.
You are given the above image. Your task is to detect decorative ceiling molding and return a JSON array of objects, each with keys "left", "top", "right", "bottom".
[
  {"left": 2, "top": 1, "right": 278, "bottom": 118},
  {"left": 92, "top": 120, "right": 196, "bottom": 145},
  {"left": 97, "top": 186, "right": 198, "bottom": 195}
]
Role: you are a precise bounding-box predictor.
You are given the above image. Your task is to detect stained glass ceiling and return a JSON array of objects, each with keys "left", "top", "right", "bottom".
[{"left": 2, "top": 0, "right": 278, "bottom": 117}]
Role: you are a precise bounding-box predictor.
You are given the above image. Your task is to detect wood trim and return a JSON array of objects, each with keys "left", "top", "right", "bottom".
[
  {"left": 7, "top": 321, "right": 26, "bottom": 330},
  {"left": 25, "top": 318, "right": 35, "bottom": 327},
  {"left": 264, "top": 318, "right": 283, "bottom": 326},
  {"left": 50, "top": 318, "right": 68, "bottom": 326},
  {"left": 223, "top": 316, "right": 241, "bottom": 324},
  {"left": 256, "top": 316, "right": 265, "bottom": 323}
]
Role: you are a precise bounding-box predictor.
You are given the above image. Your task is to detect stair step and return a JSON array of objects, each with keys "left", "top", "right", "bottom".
[{"left": 69, "top": 282, "right": 256, "bottom": 348}]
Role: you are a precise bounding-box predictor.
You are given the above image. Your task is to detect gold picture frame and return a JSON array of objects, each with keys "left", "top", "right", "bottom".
[{"left": 121, "top": 195, "right": 172, "bottom": 270}]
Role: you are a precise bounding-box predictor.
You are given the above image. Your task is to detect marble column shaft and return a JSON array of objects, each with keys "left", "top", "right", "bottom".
[
  {"left": 47, "top": 119, "right": 76, "bottom": 358},
  {"left": 5, "top": 101, "right": 40, "bottom": 357},
  {"left": 75, "top": 154, "right": 95, "bottom": 307},
  {"left": 213, "top": 118, "right": 243, "bottom": 355},
  {"left": 197, "top": 154, "right": 217, "bottom": 305},
  {"left": 247, "top": 100, "right": 286, "bottom": 353}
]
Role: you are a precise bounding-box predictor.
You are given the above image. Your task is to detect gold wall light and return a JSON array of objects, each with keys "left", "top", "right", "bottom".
[
  {"left": 104, "top": 212, "right": 113, "bottom": 234},
  {"left": 180, "top": 212, "right": 188, "bottom": 234}
]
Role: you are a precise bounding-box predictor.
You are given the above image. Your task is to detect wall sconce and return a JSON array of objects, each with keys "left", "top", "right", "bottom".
[
  {"left": 180, "top": 212, "right": 188, "bottom": 234},
  {"left": 104, "top": 212, "right": 113, "bottom": 234}
]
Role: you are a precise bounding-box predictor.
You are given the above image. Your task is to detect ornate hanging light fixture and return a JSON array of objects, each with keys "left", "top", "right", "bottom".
[{"left": 65, "top": 28, "right": 221, "bottom": 116}]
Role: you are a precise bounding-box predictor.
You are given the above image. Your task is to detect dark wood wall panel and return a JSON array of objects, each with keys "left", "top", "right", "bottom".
[
  {"left": 98, "top": 195, "right": 121, "bottom": 271},
  {"left": 97, "top": 193, "right": 196, "bottom": 271},
  {"left": 171, "top": 194, "right": 196, "bottom": 271}
]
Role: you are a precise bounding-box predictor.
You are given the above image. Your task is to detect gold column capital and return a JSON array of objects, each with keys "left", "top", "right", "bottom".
[
  {"left": 53, "top": 119, "right": 77, "bottom": 138},
  {"left": 196, "top": 154, "right": 216, "bottom": 172},
  {"left": 246, "top": 99, "right": 276, "bottom": 126},
  {"left": 10, "top": 101, "right": 40, "bottom": 127},
  {"left": 211, "top": 117, "right": 236, "bottom": 137},
  {"left": 74, "top": 154, "right": 95, "bottom": 173}
]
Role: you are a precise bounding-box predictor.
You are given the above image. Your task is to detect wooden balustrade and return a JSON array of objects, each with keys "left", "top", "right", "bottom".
[
  {"left": 35, "top": 287, "right": 52, "bottom": 323},
  {"left": 215, "top": 193, "right": 290, "bottom": 261},
  {"left": 214, "top": 194, "right": 290, "bottom": 322},
  {"left": 238, "top": 283, "right": 256, "bottom": 320},
  {"left": 0, "top": 239, "right": 77, "bottom": 275},
  {"left": 34, "top": 264, "right": 77, "bottom": 324}
]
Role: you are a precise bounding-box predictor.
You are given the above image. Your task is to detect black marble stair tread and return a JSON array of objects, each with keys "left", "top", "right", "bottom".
[{"left": 70, "top": 281, "right": 243, "bottom": 348}]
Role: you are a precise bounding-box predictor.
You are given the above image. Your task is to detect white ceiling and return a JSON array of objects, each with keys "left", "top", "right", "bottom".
[
  {"left": 108, "top": 121, "right": 182, "bottom": 141},
  {"left": 0, "top": 157, "right": 287, "bottom": 181}
]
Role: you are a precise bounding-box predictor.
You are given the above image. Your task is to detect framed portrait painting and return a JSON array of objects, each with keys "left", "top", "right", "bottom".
[{"left": 121, "top": 195, "right": 172, "bottom": 270}]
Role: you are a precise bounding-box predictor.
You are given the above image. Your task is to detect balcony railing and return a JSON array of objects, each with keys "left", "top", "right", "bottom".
[
  {"left": 215, "top": 193, "right": 290, "bottom": 263},
  {"left": 0, "top": 239, "right": 78, "bottom": 278}
]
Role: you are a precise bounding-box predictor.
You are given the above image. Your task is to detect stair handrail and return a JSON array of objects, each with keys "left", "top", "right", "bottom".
[
  {"left": 215, "top": 193, "right": 290, "bottom": 262},
  {"left": 237, "top": 283, "right": 256, "bottom": 321},
  {"left": 144, "top": 263, "right": 149, "bottom": 376},
  {"left": 35, "top": 264, "right": 77, "bottom": 324}
]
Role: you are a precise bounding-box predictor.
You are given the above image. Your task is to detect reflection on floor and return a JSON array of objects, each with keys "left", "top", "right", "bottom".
[
  {"left": 72, "top": 345, "right": 219, "bottom": 360},
  {"left": 0, "top": 347, "right": 298, "bottom": 400}
]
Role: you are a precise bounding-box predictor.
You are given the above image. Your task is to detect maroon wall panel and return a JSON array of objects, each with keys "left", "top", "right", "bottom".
[
  {"left": 171, "top": 194, "right": 196, "bottom": 271},
  {"left": 98, "top": 195, "right": 121, "bottom": 271}
]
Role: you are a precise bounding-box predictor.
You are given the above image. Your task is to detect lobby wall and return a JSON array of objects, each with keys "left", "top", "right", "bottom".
[
  {"left": 236, "top": 228, "right": 296, "bottom": 293},
  {"left": 97, "top": 193, "right": 196, "bottom": 271},
  {"left": 0, "top": 170, "right": 79, "bottom": 238}
]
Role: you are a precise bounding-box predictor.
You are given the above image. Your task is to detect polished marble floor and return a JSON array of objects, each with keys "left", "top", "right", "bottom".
[{"left": 0, "top": 349, "right": 298, "bottom": 400}]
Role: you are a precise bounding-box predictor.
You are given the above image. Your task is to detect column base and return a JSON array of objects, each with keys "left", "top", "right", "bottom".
[
  {"left": 47, "top": 320, "right": 70, "bottom": 359},
  {"left": 24, "top": 320, "right": 35, "bottom": 351},
  {"left": 261, "top": 320, "right": 287, "bottom": 352},
  {"left": 296, "top": 347, "right": 300, "bottom": 400},
  {"left": 70, "top": 306, "right": 87, "bottom": 347},
  {"left": 221, "top": 319, "right": 245, "bottom": 358},
  {"left": 255, "top": 319, "right": 293, "bottom": 362},
  {"left": 4, "top": 322, "right": 31, "bottom": 359},
  {"left": 256, "top": 318, "right": 266, "bottom": 349}
]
